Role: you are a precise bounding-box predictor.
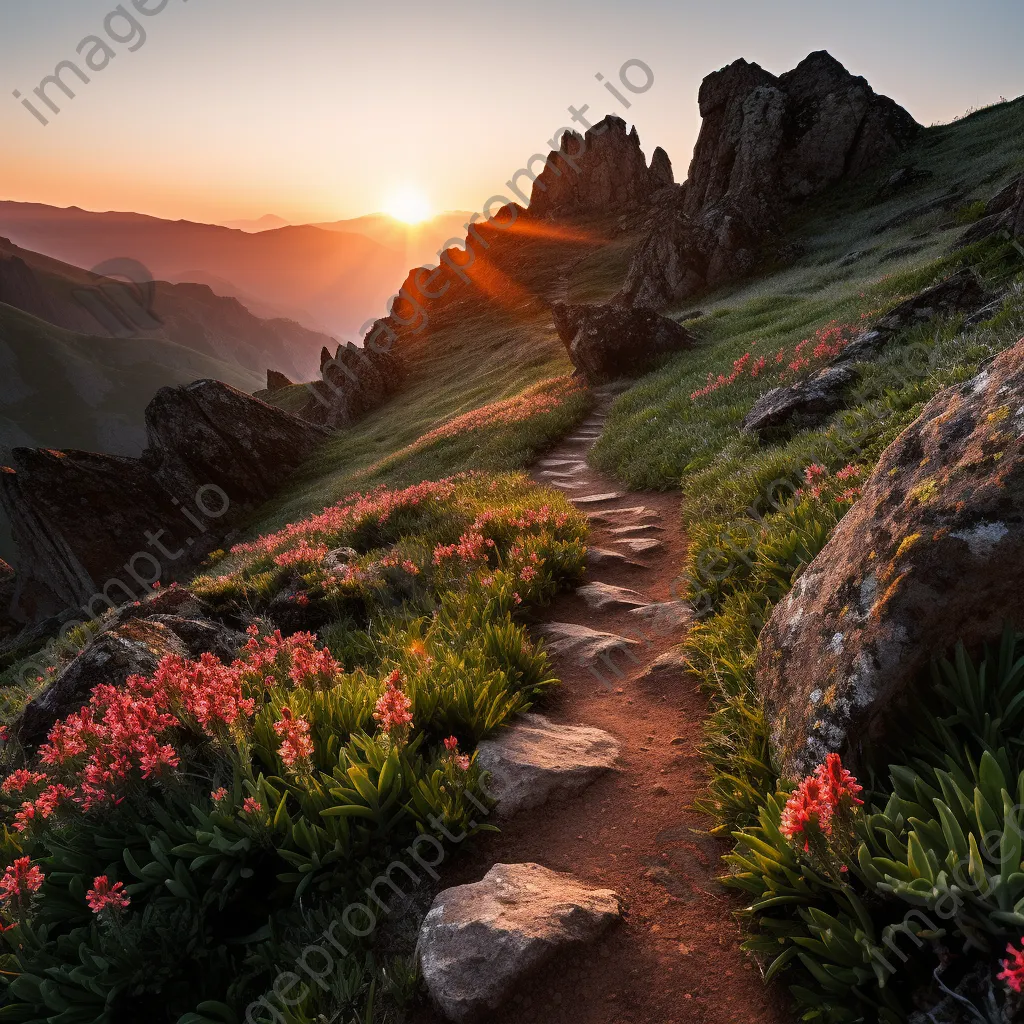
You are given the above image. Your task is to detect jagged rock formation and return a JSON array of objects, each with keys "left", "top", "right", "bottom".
[
  {"left": 757, "top": 336, "right": 1024, "bottom": 775},
  {"left": 296, "top": 340, "right": 403, "bottom": 427},
  {"left": 1, "top": 380, "right": 328, "bottom": 624},
  {"left": 959, "top": 174, "right": 1024, "bottom": 246},
  {"left": 618, "top": 51, "right": 921, "bottom": 309},
  {"left": 551, "top": 301, "right": 695, "bottom": 382},
  {"left": 266, "top": 368, "right": 293, "bottom": 391},
  {"left": 527, "top": 115, "right": 673, "bottom": 220},
  {"left": 418, "top": 863, "right": 622, "bottom": 1022}
]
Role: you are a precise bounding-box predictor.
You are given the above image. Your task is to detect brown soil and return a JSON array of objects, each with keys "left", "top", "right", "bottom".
[{"left": 412, "top": 402, "right": 789, "bottom": 1024}]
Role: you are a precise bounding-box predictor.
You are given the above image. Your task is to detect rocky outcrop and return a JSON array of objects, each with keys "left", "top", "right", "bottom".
[
  {"left": 835, "top": 269, "right": 995, "bottom": 365},
  {"left": 266, "top": 368, "right": 293, "bottom": 391},
  {"left": 1, "top": 380, "right": 328, "bottom": 624},
  {"left": 743, "top": 364, "right": 859, "bottom": 435},
  {"left": 958, "top": 174, "right": 1024, "bottom": 247},
  {"left": 619, "top": 51, "right": 920, "bottom": 309},
  {"left": 742, "top": 270, "right": 996, "bottom": 437},
  {"left": 418, "top": 863, "right": 622, "bottom": 1022},
  {"left": 16, "top": 618, "right": 188, "bottom": 749},
  {"left": 757, "top": 337, "right": 1024, "bottom": 775},
  {"left": 298, "top": 340, "right": 403, "bottom": 427},
  {"left": 475, "top": 713, "right": 619, "bottom": 817},
  {"left": 15, "top": 595, "right": 244, "bottom": 748},
  {"left": 528, "top": 116, "right": 672, "bottom": 220},
  {"left": 551, "top": 302, "right": 695, "bottom": 383}
]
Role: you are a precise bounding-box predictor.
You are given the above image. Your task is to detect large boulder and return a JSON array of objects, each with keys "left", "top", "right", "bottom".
[
  {"left": 1, "top": 380, "right": 328, "bottom": 624},
  {"left": 551, "top": 301, "right": 695, "bottom": 383},
  {"left": 742, "top": 363, "right": 858, "bottom": 436},
  {"left": 757, "top": 337, "right": 1024, "bottom": 775},
  {"left": 475, "top": 713, "right": 619, "bottom": 817},
  {"left": 619, "top": 51, "right": 920, "bottom": 309},
  {"left": 418, "top": 863, "right": 621, "bottom": 1022},
  {"left": 527, "top": 115, "right": 671, "bottom": 220}
]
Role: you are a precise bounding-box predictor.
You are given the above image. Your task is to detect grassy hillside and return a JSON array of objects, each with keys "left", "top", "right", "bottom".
[{"left": 591, "top": 96, "right": 1024, "bottom": 489}]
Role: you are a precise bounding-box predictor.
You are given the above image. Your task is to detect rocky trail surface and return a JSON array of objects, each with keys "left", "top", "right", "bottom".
[{"left": 413, "top": 392, "right": 788, "bottom": 1024}]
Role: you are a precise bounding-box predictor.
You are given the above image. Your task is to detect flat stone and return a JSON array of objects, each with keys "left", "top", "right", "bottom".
[
  {"left": 418, "top": 863, "right": 622, "bottom": 1022},
  {"left": 475, "top": 713, "right": 619, "bottom": 817},
  {"left": 538, "top": 458, "right": 587, "bottom": 469},
  {"left": 585, "top": 548, "right": 643, "bottom": 570},
  {"left": 572, "top": 492, "right": 624, "bottom": 505},
  {"left": 618, "top": 537, "right": 664, "bottom": 553},
  {"left": 541, "top": 622, "right": 641, "bottom": 669},
  {"left": 538, "top": 464, "right": 588, "bottom": 478},
  {"left": 637, "top": 646, "right": 689, "bottom": 685},
  {"left": 576, "top": 581, "right": 650, "bottom": 611},
  {"left": 608, "top": 523, "right": 663, "bottom": 535},
  {"left": 587, "top": 506, "right": 659, "bottom": 524},
  {"left": 630, "top": 601, "right": 692, "bottom": 629}
]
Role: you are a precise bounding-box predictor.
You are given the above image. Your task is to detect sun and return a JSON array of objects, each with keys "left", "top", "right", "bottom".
[{"left": 384, "top": 186, "right": 432, "bottom": 224}]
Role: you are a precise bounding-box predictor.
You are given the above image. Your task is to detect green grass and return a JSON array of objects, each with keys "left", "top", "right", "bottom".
[{"left": 249, "top": 306, "right": 587, "bottom": 538}]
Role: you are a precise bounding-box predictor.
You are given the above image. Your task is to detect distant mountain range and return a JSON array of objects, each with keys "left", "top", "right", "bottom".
[{"left": 0, "top": 203, "right": 476, "bottom": 339}]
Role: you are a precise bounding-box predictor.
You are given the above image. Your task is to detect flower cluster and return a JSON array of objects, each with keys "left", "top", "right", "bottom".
[
  {"left": 690, "top": 322, "right": 859, "bottom": 401},
  {"left": 4, "top": 628, "right": 341, "bottom": 816},
  {"left": 795, "top": 462, "right": 864, "bottom": 505},
  {"left": 781, "top": 753, "right": 864, "bottom": 853},
  {"left": 86, "top": 875, "right": 130, "bottom": 914},
  {"left": 0, "top": 857, "right": 44, "bottom": 912},
  {"left": 433, "top": 531, "right": 495, "bottom": 566},
  {"left": 373, "top": 670, "right": 413, "bottom": 738},
  {"left": 273, "top": 707, "right": 314, "bottom": 769},
  {"left": 999, "top": 942, "right": 1024, "bottom": 993},
  {"left": 416, "top": 377, "right": 583, "bottom": 446}
]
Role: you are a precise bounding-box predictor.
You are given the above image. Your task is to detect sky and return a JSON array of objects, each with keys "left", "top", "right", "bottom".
[{"left": 1, "top": 0, "right": 1023, "bottom": 226}]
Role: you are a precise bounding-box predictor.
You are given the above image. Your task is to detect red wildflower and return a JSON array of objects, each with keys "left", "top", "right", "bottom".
[
  {"left": 815, "top": 753, "right": 864, "bottom": 811},
  {"left": 1, "top": 769, "right": 46, "bottom": 795},
  {"left": 373, "top": 671, "right": 413, "bottom": 735},
  {"left": 998, "top": 942, "right": 1024, "bottom": 993},
  {"left": 273, "top": 707, "right": 314, "bottom": 769},
  {"left": 211, "top": 787, "right": 228, "bottom": 802},
  {"left": 242, "top": 797, "right": 262, "bottom": 815},
  {"left": 780, "top": 776, "right": 833, "bottom": 851},
  {"left": 0, "top": 857, "right": 44, "bottom": 910},
  {"left": 86, "top": 875, "right": 130, "bottom": 914}
]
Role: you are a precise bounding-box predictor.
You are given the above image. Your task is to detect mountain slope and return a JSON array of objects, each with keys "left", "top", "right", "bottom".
[
  {"left": 0, "top": 203, "right": 408, "bottom": 337},
  {"left": 0, "top": 237, "right": 338, "bottom": 380},
  {"left": 0, "top": 301, "right": 264, "bottom": 559}
]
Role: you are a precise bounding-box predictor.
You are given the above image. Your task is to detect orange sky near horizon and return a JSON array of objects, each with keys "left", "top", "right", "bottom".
[{"left": 2, "top": 0, "right": 1023, "bottom": 228}]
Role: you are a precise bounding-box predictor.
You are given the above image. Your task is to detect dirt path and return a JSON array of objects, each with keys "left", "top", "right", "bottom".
[{"left": 413, "top": 394, "right": 789, "bottom": 1024}]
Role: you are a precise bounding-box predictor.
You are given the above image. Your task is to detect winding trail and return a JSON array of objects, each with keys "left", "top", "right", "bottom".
[{"left": 415, "top": 391, "right": 788, "bottom": 1024}]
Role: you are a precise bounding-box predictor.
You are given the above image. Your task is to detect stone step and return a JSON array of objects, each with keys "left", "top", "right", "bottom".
[
  {"left": 538, "top": 464, "right": 588, "bottom": 478},
  {"left": 629, "top": 600, "right": 692, "bottom": 629},
  {"left": 418, "top": 863, "right": 622, "bottom": 1023},
  {"left": 608, "top": 523, "right": 664, "bottom": 535},
  {"left": 571, "top": 492, "right": 624, "bottom": 505},
  {"left": 576, "top": 581, "right": 651, "bottom": 611},
  {"left": 587, "top": 505, "right": 660, "bottom": 524},
  {"left": 475, "top": 712, "right": 620, "bottom": 818},
  {"left": 585, "top": 547, "right": 644, "bottom": 570},
  {"left": 541, "top": 622, "right": 640, "bottom": 666},
  {"left": 618, "top": 537, "right": 663, "bottom": 554},
  {"left": 539, "top": 458, "right": 587, "bottom": 469},
  {"left": 637, "top": 646, "right": 689, "bottom": 684}
]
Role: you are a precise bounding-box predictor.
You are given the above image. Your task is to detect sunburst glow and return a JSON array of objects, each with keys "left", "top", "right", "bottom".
[{"left": 384, "top": 186, "right": 432, "bottom": 224}]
